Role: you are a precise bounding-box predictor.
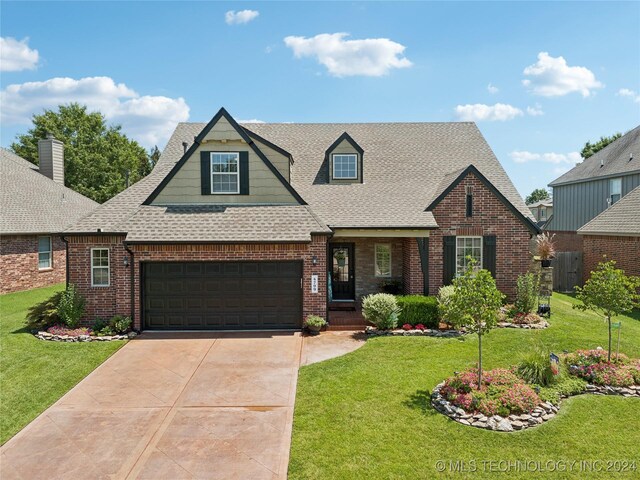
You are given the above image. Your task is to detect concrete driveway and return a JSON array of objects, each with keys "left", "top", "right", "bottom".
[{"left": 1, "top": 332, "right": 302, "bottom": 480}]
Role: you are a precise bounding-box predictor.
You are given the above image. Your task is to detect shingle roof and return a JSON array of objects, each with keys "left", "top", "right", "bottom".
[
  {"left": 125, "top": 205, "right": 331, "bottom": 243},
  {"left": 67, "top": 116, "right": 535, "bottom": 240},
  {"left": 527, "top": 200, "right": 552, "bottom": 208},
  {"left": 1, "top": 148, "right": 98, "bottom": 235},
  {"left": 549, "top": 126, "right": 640, "bottom": 186},
  {"left": 578, "top": 185, "right": 640, "bottom": 236}
]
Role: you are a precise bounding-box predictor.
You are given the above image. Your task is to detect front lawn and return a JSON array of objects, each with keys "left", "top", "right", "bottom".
[
  {"left": 290, "top": 293, "right": 640, "bottom": 479},
  {"left": 0, "top": 284, "right": 124, "bottom": 444}
]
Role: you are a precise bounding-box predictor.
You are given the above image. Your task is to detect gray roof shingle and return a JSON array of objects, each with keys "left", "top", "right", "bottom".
[
  {"left": 578, "top": 185, "right": 640, "bottom": 236},
  {"left": 549, "top": 126, "right": 640, "bottom": 186},
  {"left": 67, "top": 117, "right": 535, "bottom": 240},
  {"left": 1, "top": 148, "right": 98, "bottom": 235}
]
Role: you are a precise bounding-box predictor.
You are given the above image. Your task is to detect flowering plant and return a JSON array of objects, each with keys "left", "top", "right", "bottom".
[
  {"left": 415, "top": 324, "right": 426, "bottom": 331},
  {"left": 46, "top": 325, "right": 92, "bottom": 337},
  {"left": 402, "top": 323, "right": 412, "bottom": 331},
  {"left": 565, "top": 349, "right": 640, "bottom": 387},
  {"left": 439, "top": 367, "right": 541, "bottom": 416}
]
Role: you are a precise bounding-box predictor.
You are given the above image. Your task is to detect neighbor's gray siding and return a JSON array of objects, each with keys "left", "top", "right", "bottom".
[{"left": 550, "top": 173, "right": 640, "bottom": 231}]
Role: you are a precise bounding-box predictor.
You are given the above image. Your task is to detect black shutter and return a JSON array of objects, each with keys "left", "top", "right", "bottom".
[
  {"left": 239, "top": 151, "right": 249, "bottom": 195},
  {"left": 417, "top": 237, "right": 429, "bottom": 295},
  {"left": 483, "top": 235, "right": 497, "bottom": 278},
  {"left": 200, "top": 151, "right": 211, "bottom": 195},
  {"left": 443, "top": 236, "right": 456, "bottom": 285}
]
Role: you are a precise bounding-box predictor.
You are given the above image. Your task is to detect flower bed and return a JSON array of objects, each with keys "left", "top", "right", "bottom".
[
  {"left": 432, "top": 351, "right": 640, "bottom": 432},
  {"left": 35, "top": 325, "right": 136, "bottom": 342},
  {"left": 566, "top": 349, "right": 640, "bottom": 387},
  {"left": 365, "top": 325, "right": 465, "bottom": 338},
  {"left": 497, "top": 305, "right": 549, "bottom": 329}
]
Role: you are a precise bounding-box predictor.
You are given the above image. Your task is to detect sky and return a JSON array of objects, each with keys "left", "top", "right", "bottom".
[{"left": 1, "top": 1, "right": 639, "bottom": 198}]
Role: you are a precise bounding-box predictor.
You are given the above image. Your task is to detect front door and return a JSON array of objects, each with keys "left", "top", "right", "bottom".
[{"left": 330, "top": 243, "right": 355, "bottom": 300}]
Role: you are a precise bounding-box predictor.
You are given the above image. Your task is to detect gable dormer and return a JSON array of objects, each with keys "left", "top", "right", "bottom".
[
  {"left": 145, "top": 108, "right": 305, "bottom": 206},
  {"left": 326, "top": 132, "right": 364, "bottom": 184}
]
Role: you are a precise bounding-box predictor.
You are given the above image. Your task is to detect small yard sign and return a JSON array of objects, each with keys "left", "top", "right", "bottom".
[{"left": 311, "top": 274, "right": 319, "bottom": 294}]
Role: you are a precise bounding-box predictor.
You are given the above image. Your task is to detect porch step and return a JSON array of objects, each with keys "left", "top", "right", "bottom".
[
  {"left": 328, "top": 301, "right": 357, "bottom": 311},
  {"left": 327, "top": 324, "right": 366, "bottom": 331}
]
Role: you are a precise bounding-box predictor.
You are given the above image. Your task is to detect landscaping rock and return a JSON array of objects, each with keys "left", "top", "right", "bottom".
[
  {"left": 511, "top": 421, "right": 524, "bottom": 430},
  {"left": 496, "top": 418, "right": 514, "bottom": 432}
]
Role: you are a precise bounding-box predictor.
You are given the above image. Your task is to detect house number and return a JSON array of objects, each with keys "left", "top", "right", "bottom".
[{"left": 311, "top": 274, "right": 318, "bottom": 293}]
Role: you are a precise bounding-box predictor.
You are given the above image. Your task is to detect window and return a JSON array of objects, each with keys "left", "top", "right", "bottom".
[
  {"left": 456, "top": 236, "right": 482, "bottom": 276},
  {"left": 38, "top": 236, "right": 52, "bottom": 270},
  {"left": 466, "top": 194, "right": 473, "bottom": 217},
  {"left": 540, "top": 207, "right": 546, "bottom": 220},
  {"left": 610, "top": 177, "right": 621, "bottom": 205},
  {"left": 332, "top": 154, "right": 357, "bottom": 179},
  {"left": 211, "top": 152, "right": 239, "bottom": 194},
  {"left": 375, "top": 244, "right": 392, "bottom": 277},
  {"left": 91, "top": 248, "right": 110, "bottom": 287}
]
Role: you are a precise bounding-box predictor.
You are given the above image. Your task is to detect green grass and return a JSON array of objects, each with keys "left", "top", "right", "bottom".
[
  {"left": 290, "top": 293, "right": 640, "bottom": 479},
  {"left": 0, "top": 284, "right": 124, "bottom": 444}
]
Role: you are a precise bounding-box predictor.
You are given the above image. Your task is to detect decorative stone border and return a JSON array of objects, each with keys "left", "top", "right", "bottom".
[
  {"left": 497, "top": 320, "right": 549, "bottom": 330},
  {"left": 35, "top": 331, "right": 137, "bottom": 342},
  {"left": 365, "top": 326, "right": 466, "bottom": 338},
  {"left": 431, "top": 381, "right": 640, "bottom": 432}
]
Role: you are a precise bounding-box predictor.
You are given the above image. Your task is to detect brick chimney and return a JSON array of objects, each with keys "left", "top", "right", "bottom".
[{"left": 38, "top": 134, "right": 64, "bottom": 184}]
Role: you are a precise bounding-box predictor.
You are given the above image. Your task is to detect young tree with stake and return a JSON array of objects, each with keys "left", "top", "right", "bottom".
[
  {"left": 439, "top": 259, "right": 505, "bottom": 388},
  {"left": 574, "top": 259, "right": 640, "bottom": 362}
]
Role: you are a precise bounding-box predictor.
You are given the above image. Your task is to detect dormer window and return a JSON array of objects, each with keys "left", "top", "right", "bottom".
[
  {"left": 610, "top": 177, "right": 621, "bottom": 205},
  {"left": 211, "top": 152, "right": 239, "bottom": 194},
  {"left": 332, "top": 154, "right": 358, "bottom": 180}
]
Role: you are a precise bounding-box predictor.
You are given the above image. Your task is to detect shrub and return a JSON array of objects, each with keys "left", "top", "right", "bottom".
[
  {"left": 305, "top": 315, "right": 327, "bottom": 328},
  {"left": 110, "top": 315, "right": 132, "bottom": 334},
  {"left": 517, "top": 348, "right": 557, "bottom": 386},
  {"left": 396, "top": 295, "right": 439, "bottom": 329},
  {"left": 25, "top": 291, "right": 63, "bottom": 330},
  {"left": 514, "top": 273, "right": 539, "bottom": 314},
  {"left": 379, "top": 279, "right": 403, "bottom": 295},
  {"left": 92, "top": 318, "right": 109, "bottom": 332},
  {"left": 437, "top": 285, "right": 455, "bottom": 306},
  {"left": 362, "top": 293, "right": 401, "bottom": 330},
  {"left": 57, "top": 285, "right": 86, "bottom": 328}
]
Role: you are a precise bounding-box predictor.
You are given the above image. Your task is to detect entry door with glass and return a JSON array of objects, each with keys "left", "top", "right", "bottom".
[{"left": 330, "top": 243, "right": 355, "bottom": 300}]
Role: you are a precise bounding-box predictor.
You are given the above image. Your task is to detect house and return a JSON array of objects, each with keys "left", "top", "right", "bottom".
[
  {"left": 578, "top": 185, "right": 640, "bottom": 281},
  {"left": 0, "top": 140, "right": 98, "bottom": 294},
  {"left": 64, "top": 108, "right": 539, "bottom": 331},
  {"left": 546, "top": 126, "right": 640, "bottom": 252},
  {"left": 528, "top": 199, "right": 553, "bottom": 227}
]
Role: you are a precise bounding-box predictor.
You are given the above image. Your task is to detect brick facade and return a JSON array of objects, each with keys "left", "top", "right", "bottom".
[
  {"left": 427, "top": 173, "right": 534, "bottom": 300},
  {"left": 546, "top": 230, "right": 583, "bottom": 253},
  {"left": 67, "top": 235, "right": 328, "bottom": 330},
  {"left": 582, "top": 235, "right": 640, "bottom": 282},
  {"left": 0, "top": 234, "right": 66, "bottom": 294},
  {"left": 329, "top": 237, "right": 404, "bottom": 301}
]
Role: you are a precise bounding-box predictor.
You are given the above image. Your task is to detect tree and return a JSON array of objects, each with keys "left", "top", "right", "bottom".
[
  {"left": 439, "top": 259, "right": 505, "bottom": 388},
  {"left": 581, "top": 133, "right": 622, "bottom": 159},
  {"left": 574, "top": 259, "right": 640, "bottom": 361},
  {"left": 525, "top": 188, "right": 550, "bottom": 205},
  {"left": 11, "top": 103, "right": 151, "bottom": 203}
]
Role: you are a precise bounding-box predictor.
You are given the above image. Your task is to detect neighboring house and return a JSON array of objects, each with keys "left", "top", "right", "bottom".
[
  {"left": 64, "top": 108, "right": 539, "bottom": 331},
  {"left": 528, "top": 199, "right": 553, "bottom": 228},
  {"left": 546, "top": 126, "right": 640, "bottom": 252},
  {"left": 0, "top": 139, "right": 98, "bottom": 294},
  {"left": 578, "top": 185, "right": 640, "bottom": 281}
]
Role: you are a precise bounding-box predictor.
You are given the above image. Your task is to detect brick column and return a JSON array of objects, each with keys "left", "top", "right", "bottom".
[{"left": 402, "top": 237, "right": 424, "bottom": 295}]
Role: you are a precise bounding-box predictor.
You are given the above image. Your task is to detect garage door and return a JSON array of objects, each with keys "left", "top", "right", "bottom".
[{"left": 142, "top": 261, "right": 303, "bottom": 330}]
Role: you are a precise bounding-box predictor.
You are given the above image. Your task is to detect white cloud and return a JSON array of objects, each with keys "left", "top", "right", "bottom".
[
  {"left": 0, "top": 37, "right": 39, "bottom": 72},
  {"left": 225, "top": 10, "right": 259, "bottom": 25},
  {"left": 0, "top": 76, "right": 189, "bottom": 147},
  {"left": 617, "top": 88, "right": 640, "bottom": 103},
  {"left": 454, "top": 103, "right": 523, "bottom": 122},
  {"left": 283, "top": 32, "right": 412, "bottom": 77},
  {"left": 526, "top": 103, "right": 544, "bottom": 116},
  {"left": 487, "top": 83, "right": 499, "bottom": 94},
  {"left": 238, "top": 119, "right": 265, "bottom": 124},
  {"left": 522, "top": 52, "right": 603, "bottom": 97},
  {"left": 510, "top": 150, "right": 581, "bottom": 165}
]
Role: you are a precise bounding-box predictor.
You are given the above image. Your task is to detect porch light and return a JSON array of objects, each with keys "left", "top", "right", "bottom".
[
  {"left": 312, "top": 255, "right": 318, "bottom": 266},
  {"left": 123, "top": 256, "right": 130, "bottom": 267}
]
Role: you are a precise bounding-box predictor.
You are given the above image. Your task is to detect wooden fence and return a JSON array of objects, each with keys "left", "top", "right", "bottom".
[{"left": 552, "top": 251, "right": 583, "bottom": 293}]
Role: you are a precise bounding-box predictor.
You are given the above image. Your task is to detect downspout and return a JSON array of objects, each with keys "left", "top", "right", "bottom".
[
  {"left": 123, "top": 242, "right": 136, "bottom": 328},
  {"left": 61, "top": 235, "right": 69, "bottom": 288}
]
